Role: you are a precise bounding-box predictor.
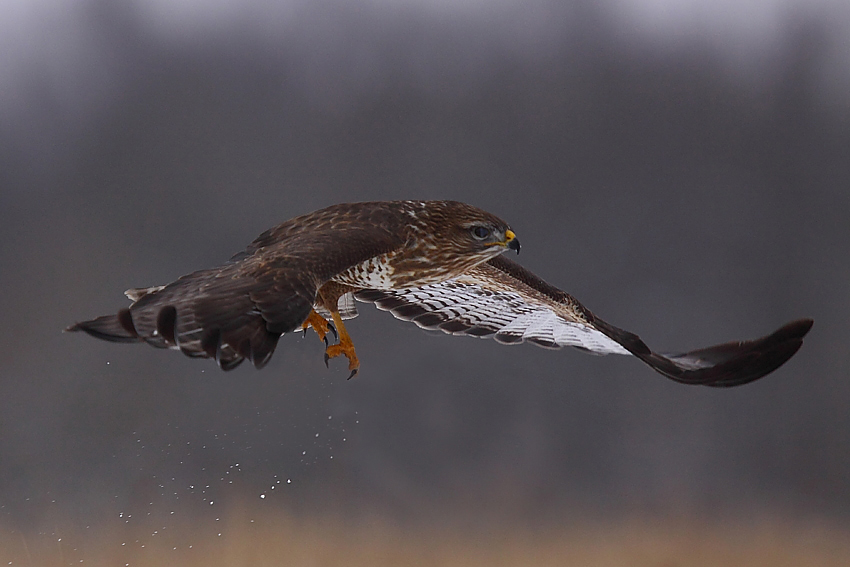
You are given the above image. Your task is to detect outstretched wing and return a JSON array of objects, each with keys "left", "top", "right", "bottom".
[
  {"left": 355, "top": 256, "right": 812, "bottom": 387},
  {"left": 67, "top": 203, "right": 409, "bottom": 371},
  {"left": 66, "top": 260, "right": 319, "bottom": 371}
]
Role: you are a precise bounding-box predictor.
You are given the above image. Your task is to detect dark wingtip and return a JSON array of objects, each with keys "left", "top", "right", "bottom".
[
  {"left": 200, "top": 328, "right": 222, "bottom": 359},
  {"left": 592, "top": 316, "right": 813, "bottom": 387},
  {"left": 707, "top": 339, "right": 805, "bottom": 388},
  {"left": 703, "top": 318, "right": 813, "bottom": 388},
  {"left": 65, "top": 311, "right": 141, "bottom": 343},
  {"left": 774, "top": 318, "right": 813, "bottom": 341},
  {"left": 156, "top": 306, "right": 178, "bottom": 346}
]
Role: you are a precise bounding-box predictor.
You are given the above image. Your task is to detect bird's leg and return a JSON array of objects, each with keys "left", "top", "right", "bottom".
[
  {"left": 301, "top": 309, "right": 334, "bottom": 346},
  {"left": 323, "top": 311, "right": 360, "bottom": 379}
]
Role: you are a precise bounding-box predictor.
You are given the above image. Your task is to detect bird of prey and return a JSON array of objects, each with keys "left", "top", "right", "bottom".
[{"left": 67, "top": 200, "right": 812, "bottom": 385}]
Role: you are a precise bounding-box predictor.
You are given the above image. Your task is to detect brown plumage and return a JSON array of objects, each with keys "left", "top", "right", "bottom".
[
  {"left": 67, "top": 201, "right": 518, "bottom": 374},
  {"left": 67, "top": 200, "right": 812, "bottom": 385}
]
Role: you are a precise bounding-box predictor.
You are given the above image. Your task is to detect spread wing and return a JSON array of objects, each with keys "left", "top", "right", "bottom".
[
  {"left": 67, "top": 203, "right": 408, "bottom": 371},
  {"left": 66, "top": 259, "right": 326, "bottom": 371},
  {"left": 355, "top": 256, "right": 813, "bottom": 387}
]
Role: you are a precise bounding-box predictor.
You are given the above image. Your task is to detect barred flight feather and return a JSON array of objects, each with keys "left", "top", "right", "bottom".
[{"left": 355, "top": 281, "right": 630, "bottom": 355}]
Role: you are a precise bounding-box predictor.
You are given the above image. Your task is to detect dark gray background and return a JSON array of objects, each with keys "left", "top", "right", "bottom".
[{"left": 1, "top": 0, "right": 847, "bottom": 540}]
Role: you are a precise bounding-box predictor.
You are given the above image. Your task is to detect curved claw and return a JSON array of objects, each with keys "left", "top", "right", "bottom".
[
  {"left": 302, "top": 309, "right": 333, "bottom": 346},
  {"left": 323, "top": 352, "right": 330, "bottom": 368},
  {"left": 328, "top": 322, "right": 338, "bottom": 341},
  {"left": 323, "top": 312, "right": 360, "bottom": 377}
]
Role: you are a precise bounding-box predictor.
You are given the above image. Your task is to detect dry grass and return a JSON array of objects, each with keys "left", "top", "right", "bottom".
[{"left": 3, "top": 511, "right": 849, "bottom": 567}]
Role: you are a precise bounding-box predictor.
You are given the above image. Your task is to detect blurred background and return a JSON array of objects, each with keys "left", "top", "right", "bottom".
[{"left": 1, "top": 0, "right": 849, "bottom": 564}]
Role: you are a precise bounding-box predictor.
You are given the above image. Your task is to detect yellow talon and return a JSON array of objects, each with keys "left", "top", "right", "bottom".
[
  {"left": 324, "top": 311, "right": 360, "bottom": 379},
  {"left": 302, "top": 309, "right": 333, "bottom": 345}
]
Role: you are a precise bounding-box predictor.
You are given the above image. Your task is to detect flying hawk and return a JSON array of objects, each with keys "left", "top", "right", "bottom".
[{"left": 67, "top": 200, "right": 812, "bottom": 385}]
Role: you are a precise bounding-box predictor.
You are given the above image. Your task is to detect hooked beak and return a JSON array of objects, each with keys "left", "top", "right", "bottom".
[{"left": 504, "top": 229, "right": 520, "bottom": 254}]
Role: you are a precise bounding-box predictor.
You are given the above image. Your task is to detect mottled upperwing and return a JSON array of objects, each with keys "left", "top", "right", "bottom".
[{"left": 68, "top": 202, "right": 410, "bottom": 370}]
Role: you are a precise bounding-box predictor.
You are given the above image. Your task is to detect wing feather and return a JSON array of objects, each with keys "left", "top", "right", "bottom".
[
  {"left": 355, "top": 269, "right": 630, "bottom": 354},
  {"left": 67, "top": 202, "right": 421, "bottom": 370},
  {"left": 355, "top": 256, "right": 812, "bottom": 387}
]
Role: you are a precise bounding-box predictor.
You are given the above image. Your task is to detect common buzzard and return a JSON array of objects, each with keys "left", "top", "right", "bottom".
[{"left": 67, "top": 200, "right": 812, "bottom": 385}]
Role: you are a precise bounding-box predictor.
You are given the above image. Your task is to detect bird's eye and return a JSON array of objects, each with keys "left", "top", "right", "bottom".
[{"left": 471, "top": 226, "right": 490, "bottom": 240}]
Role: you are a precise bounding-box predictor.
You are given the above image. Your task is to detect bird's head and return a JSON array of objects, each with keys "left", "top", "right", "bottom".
[{"left": 417, "top": 201, "right": 520, "bottom": 260}]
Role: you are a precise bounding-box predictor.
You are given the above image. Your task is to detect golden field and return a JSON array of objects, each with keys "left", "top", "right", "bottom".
[{"left": 4, "top": 512, "right": 849, "bottom": 567}]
